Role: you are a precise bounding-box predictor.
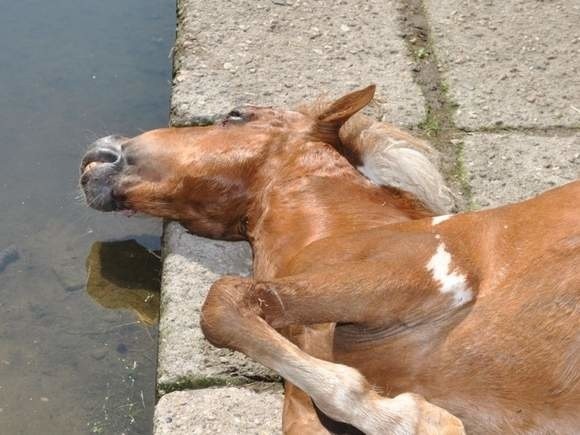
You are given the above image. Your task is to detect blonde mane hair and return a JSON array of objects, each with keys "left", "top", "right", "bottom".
[
  {"left": 343, "top": 114, "right": 454, "bottom": 215},
  {"left": 299, "top": 98, "right": 454, "bottom": 215}
]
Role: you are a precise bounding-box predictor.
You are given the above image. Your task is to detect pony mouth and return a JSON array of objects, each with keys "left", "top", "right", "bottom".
[
  {"left": 81, "top": 172, "right": 127, "bottom": 213},
  {"left": 82, "top": 188, "right": 124, "bottom": 212},
  {"left": 83, "top": 161, "right": 100, "bottom": 174},
  {"left": 79, "top": 155, "right": 132, "bottom": 213}
]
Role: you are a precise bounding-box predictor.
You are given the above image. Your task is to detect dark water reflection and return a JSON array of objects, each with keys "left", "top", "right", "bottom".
[
  {"left": 87, "top": 240, "right": 161, "bottom": 327},
  {"left": 0, "top": 0, "right": 174, "bottom": 433}
]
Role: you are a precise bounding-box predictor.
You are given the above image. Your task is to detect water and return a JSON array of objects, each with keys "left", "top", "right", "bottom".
[{"left": 0, "top": 0, "right": 175, "bottom": 433}]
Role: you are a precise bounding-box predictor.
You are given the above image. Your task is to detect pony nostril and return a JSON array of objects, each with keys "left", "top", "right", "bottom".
[
  {"left": 94, "top": 147, "right": 121, "bottom": 164},
  {"left": 81, "top": 146, "right": 123, "bottom": 173}
]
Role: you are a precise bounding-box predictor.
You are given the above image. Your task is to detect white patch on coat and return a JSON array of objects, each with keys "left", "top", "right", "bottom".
[
  {"left": 432, "top": 214, "right": 452, "bottom": 225},
  {"left": 426, "top": 242, "right": 472, "bottom": 305}
]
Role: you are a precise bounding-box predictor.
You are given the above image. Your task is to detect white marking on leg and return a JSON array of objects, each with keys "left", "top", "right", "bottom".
[
  {"left": 426, "top": 243, "right": 472, "bottom": 305},
  {"left": 275, "top": 355, "right": 415, "bottom": 434},
  {"left": 277, "top": 357, "right": 368, "bottom": 421},
  {"left": 432, "top": 214, "right": 452, "bottom": 225}
]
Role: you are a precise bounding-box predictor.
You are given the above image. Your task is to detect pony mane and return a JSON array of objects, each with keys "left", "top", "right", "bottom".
[{"left": 297, "top": 99, "right": 455, "bottom": 215}]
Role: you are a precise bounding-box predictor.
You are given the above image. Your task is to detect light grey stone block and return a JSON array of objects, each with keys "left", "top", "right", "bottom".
[
  {"left": 159, "top": 0, "right": 427, "bottom": 401},
  {"left": 463, "top": 133, "right": 579, "bottom": 208},
  {"left": 425, "top": 0, "right": 580, "bottom": 129},
  {"left": 157, "top": 0, "right": 431, "bottom": 431},
  {"left": 154, "top": 387, "right": 283, "bottom": 435},
  {"left": 158, "top": 222, "right": 279, "bottom": 392},
  {"left": 172, "top": 0, "right": 425, "bottom": 127}
]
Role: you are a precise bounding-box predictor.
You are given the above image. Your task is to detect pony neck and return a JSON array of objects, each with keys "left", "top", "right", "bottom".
[{"left": 245, "top": 141, "right": 431, "bottom": 279}]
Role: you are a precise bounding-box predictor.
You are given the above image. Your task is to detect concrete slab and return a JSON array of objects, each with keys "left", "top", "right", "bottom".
[
  {"left": 154, "top": 387, "right": 283, "bottom": 435},
  {"left": 159, "top": 0, "right": 428, "bottom": 405},
  {"left": 158, "top": 222, "right": 279, "bottom": 393},
  {"left": 425, "top": 0, "right": 580, "bottom": 129},
  {"left": 171, "top": 0, "right": 425, "bottom": 127},
  {"left": 463, "top": 133, "right": 579, "bottom": 208}
]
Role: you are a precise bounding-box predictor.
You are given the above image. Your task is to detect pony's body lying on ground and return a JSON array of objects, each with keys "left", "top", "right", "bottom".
[{"left": 81, "top": 86, "right": 579, "bottom": 434}]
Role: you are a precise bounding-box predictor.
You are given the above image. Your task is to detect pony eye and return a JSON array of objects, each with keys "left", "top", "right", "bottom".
[{"left": 226, "top": 109, "right": 245, "bottom": 122}]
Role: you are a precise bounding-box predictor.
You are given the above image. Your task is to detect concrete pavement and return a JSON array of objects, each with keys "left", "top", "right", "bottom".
[{"left": 155, "top": 0, "right": 579, "bottom": 432}]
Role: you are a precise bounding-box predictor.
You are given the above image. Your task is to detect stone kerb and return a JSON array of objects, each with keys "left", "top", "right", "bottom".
[{"left": 155, "top": 0, "right": 429, "bottom": 433}]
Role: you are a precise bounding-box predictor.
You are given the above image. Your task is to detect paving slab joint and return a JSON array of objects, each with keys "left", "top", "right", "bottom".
[
  {"left": 459, "top": 125, "right": 580, "bottom": 137},
  {"left": 395, "top": 0, "right": 473, "bottom": 210},
  {"left": 157, "top": 374, "right": 281, "bottom": 397}
]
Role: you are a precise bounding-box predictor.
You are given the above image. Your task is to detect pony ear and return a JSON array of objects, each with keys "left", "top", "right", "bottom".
[{"left": 317, "top": 85, "right": 376, "bottom": 127}]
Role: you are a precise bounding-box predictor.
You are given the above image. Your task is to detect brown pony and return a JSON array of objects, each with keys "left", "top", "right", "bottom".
[{"left": 80, "top": 86, "right": 579, "bottom": 434}]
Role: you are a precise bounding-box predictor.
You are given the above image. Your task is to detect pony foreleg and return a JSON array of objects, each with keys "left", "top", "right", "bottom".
[{"left": 200, "top": 274, "right": 465, "bottom": 435}]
